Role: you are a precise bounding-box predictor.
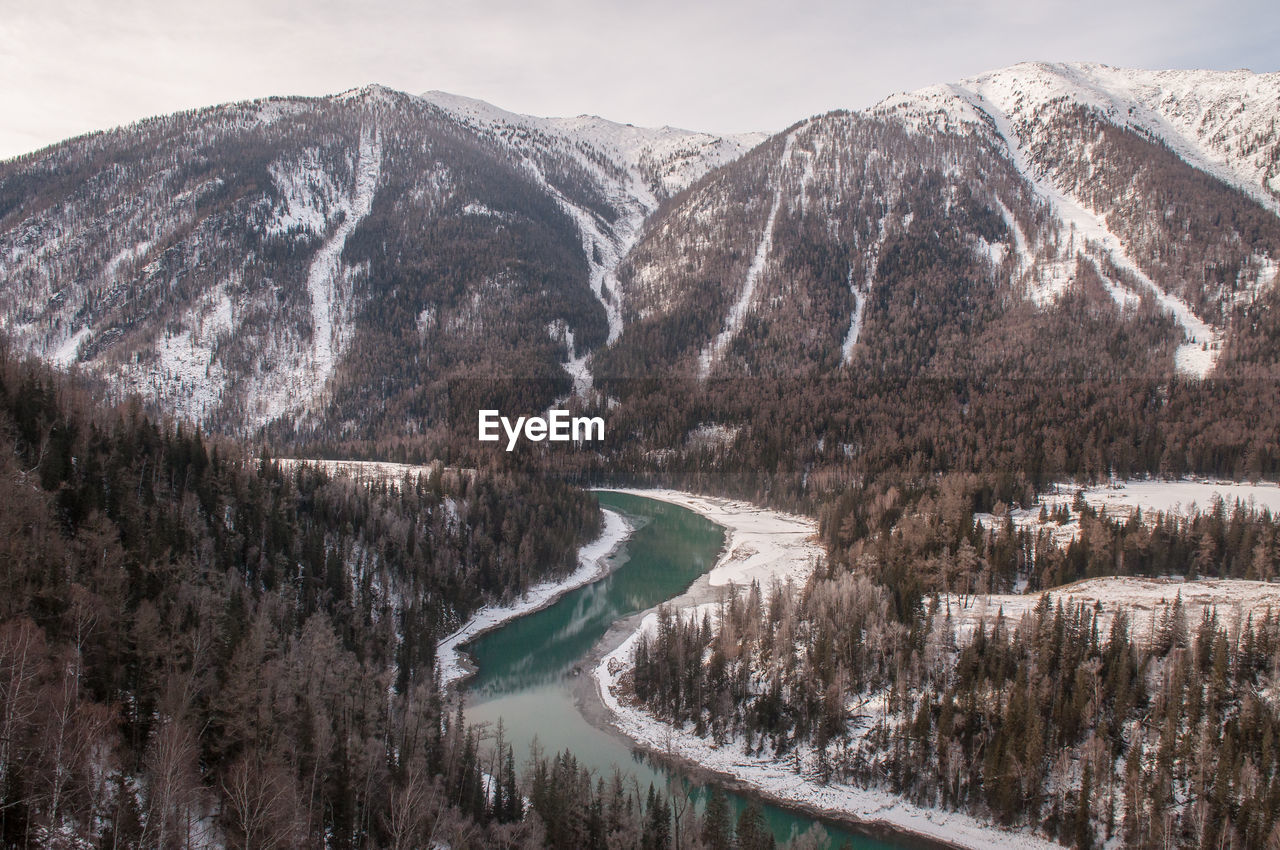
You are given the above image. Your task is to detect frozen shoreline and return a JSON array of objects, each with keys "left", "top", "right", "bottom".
[
  {"left": 590, "top": 489, "right": 1062, "bottom": 850},
  {"left": 437, "top": 507, "right": 632, "bottom": 689},
  {"left": 599, "top": 488, "right": 823, "bottom": 587}
]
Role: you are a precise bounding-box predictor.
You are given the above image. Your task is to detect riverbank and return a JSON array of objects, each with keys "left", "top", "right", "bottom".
[
  {"left": 585, "top": 489, "right": 1063, "bottom": 850},
  {"left": 598, "top": 488, "right": 823, "bottom": 586},
  {"left": 437, "top": 507, "right": 632, "bottom": 689}
]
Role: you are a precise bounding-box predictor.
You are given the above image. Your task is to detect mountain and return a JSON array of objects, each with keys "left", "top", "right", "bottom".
[
  {"left": 605, "top": 62, "right": 1280, "bottom": 385},
  {"left": 2, "top": 64, "right": 1279, "bottom": 481},
  {"left": 0, "top": 84, "right": 762, "bottom": 439}
]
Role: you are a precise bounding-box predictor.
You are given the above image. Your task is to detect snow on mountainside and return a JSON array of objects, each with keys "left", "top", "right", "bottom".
[
  {"left": 874, "top": 64, "right": 1280, "bottom": 379},
  {"left": 875, "top": 64, "right": 1280, "bottom": 378},
  {"left": 420, "top": 90, "right": 763, "bottom": 356},
  {"left": 5, "top": 66, "right": 1280, "bottom": 438},
  {"left": 606, "top": 62, "right": 1280, "bottom": 389},
  {"left": 879, "top": 63, "right": 1280, "bottom": 213},
  {"left": 0, "top": 84, "right": 763, "bottom": 432}
]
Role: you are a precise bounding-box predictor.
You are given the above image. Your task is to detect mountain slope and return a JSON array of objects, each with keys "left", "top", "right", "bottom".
[
  {"left": 0, "top": 85, "right": 761, "bottom": 437},
  {"left": 876, "top": 62, "right": 1280, "bottom": 377},
  {"left": 587, "top": 63, "right": 1280, "bottom": 493},
  {"left": 605, "top": 62, "right": 1280, "bottom": 385},
  {"left": 418, "top": 90, "right": 763, "bottom": 392},
  {"left": 2, "top": 64, "right": 1279, "bottom": 479}
]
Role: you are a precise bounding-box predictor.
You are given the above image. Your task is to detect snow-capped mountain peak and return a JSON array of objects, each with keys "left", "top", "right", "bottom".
[
  {"left": 869, "top": 62, "right": 1280, "bottom": 377},
  {"left": 419, "top": 89, "right": 766, "bottom": 200},
  {"left": 0, "top": 84, "right": 766, "bottom": 433},
  {"left": 879, "top": 62, "right": 1280, "bottom": 213}
]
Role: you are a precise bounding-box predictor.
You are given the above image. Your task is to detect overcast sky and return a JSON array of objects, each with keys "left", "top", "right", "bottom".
[{"left": 1, "top": 0, "right": 1277, "bottom": 159}]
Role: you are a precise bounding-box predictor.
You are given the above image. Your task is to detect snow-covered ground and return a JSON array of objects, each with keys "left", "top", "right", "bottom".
[
  {"left": 437, "top": 508, "right": 632, "bottom": 689},
  {"left": 1073, "top": 478, "right": 1280, "bottom": 516},
  {"left": 276, "top": 457, "right": 472, "bottom": 488},
  {"left": 976, "top": 478, "right": 1280, "bottom": 545},
  {"left": 119, "top": 282, "right": 234, "bottom": 424},
  {"left": 598, "top": 621, "right": 1059, "bottom": 850},
  {"left": 50, "top": 326, "right": 91, "bottom": 366},
  {"left": 591, "top": 493, "right": 1066, "bottom": 849},
  {"left": 940, "top": 576, "right": 1280, "bottom": 646},
  {"left": 599, "top": 488, "right": 822, "bottom": 587}
]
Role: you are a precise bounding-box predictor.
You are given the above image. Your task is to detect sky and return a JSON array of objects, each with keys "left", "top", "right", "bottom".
[{"left": 1, "top": 0, "right": 1277, "bottom": 159}]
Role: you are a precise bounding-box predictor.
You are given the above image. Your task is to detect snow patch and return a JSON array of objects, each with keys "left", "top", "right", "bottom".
[
  {"left": 976, "top": 478, "right": 1280, "bottom": 546},
  {"left": 685, "top": 423, "right": 741, "bottom": 450},
  {"left": 51, "top": 326, "right": 91, "bottom": 366},
  {"left": 266, "top": 147, "right": 343, "bottom": 237},
  {"left": 942, "top": 577, "right": 1280, "bottom": 646},
  {"left": 276, "top": 458, "right": 460, "bottom": 489},
  {"left": 699, "top": 133, "right": 795, "bottom": 378},
  {"left": 305, "top": 125, "right": 381, "bottom": 399},
  {"left": 840, "top": 266, "right": 865, "bottom": 363},
  {"left": 462, "top": 202, "right": 509, "bottom": 219}
]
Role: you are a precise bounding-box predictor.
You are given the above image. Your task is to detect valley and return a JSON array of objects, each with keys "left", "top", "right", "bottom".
[{"left": 2, "top": 60, "right": 1280, "bottom": 849}]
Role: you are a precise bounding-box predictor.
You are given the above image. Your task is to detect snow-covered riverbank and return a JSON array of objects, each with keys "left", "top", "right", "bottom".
[
  {"left": 598, "top": 615, "right": 1062, "bottom": 850},
  {"left": 591, "top": 489, "right": 1063, "bottom": 850},
  {"left": 437, "top": 508, "right": 632, "bottom": 689},
  {"left": 599, "top": 488, "right": 823, "bottom": 586}
]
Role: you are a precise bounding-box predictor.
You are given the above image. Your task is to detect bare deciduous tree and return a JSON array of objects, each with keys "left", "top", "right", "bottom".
[{"left": 221, "top": 751, "right": 305, "bottom": 850}]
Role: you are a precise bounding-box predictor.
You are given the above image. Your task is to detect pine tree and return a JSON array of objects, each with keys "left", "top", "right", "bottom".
[
  {"left": 701, "top": 787, "right": 733, "bottom": 850},
  {"left": 735, "top": 801, "right": 775, "bottom": 850}
]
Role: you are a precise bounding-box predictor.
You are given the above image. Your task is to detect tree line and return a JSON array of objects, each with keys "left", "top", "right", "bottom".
[
  {"left": 626, "top": 474, "right": 1280, "bottom": 848},
  {"left": 0, "top": 347, "right": 605, "bottom": 847}
]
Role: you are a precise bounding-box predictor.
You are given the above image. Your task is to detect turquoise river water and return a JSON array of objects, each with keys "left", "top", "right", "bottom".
[{"left": 463, "top": 491, "right": 930, "bottom": 849}]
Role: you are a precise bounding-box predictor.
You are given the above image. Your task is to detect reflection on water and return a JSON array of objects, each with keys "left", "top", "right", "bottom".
[
  {"left": 467, "top": 494, "right": 720, "bottom": 698},
  {"left": 463, "top": 492, "right": 914, "bottom": 849}
]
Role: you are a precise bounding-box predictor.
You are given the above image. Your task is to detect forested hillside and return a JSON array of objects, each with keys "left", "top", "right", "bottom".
[
  {"left": 587, "top": 66, "right": 1280, "bottom": 506},
  {"left": 0, "top": 348, "right": 606, "bottom": 847},
  {"left": 626, "top": 474, "right": 1280, "bottom": 848},
  {"left": 0, "top": 86, "right": 757, "bottom": 449}
]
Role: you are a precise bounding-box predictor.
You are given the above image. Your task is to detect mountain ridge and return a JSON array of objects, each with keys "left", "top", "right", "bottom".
[
  {"left": 606, "top": 60, "right": 1279, "bottom": 387},
  {"left": 0, "top": 83, "right": 761, "bottom": 436},
  {"left": 1, "top": 65, "right": 1278, "bottom": 461}
]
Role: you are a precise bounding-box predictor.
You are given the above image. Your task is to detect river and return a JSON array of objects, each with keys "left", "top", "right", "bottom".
[{"left": 462, "top": 491, "right": 929, "bottom": 849}]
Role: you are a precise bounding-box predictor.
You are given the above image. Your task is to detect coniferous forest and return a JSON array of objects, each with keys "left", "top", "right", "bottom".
[
  {"left": 626, "top": 480, "right": 1280, "bottom": 849},
  {"left": 0, "top": 348, "right": 610, "bottom": 847},
  {"left": 3, "top": 63, "right": 1280, "bottom": 850},
  {"left": 0, "top": 344, "right": 812, "bottom": 849}
]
